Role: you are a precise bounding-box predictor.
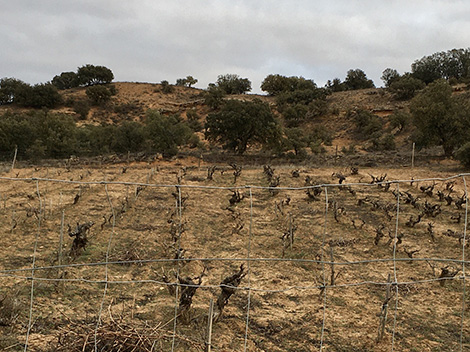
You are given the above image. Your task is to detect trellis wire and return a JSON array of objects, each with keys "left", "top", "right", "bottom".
[
  {"left": 4, "top": 271, "right": 469, "bottom": 292},
  {"left": 4, "top": 256, "right": 470, "bottom": 276},
  {"left": 1, "top": 172, "right": 470, "bottom": 191},
  {"left": 0, "top": 173, "right": 467, "bottom": 351}
]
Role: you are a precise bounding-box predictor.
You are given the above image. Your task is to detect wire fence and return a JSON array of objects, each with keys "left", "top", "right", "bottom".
[{"left": 0, "top": 171, "right": 469, "bottom": 351}]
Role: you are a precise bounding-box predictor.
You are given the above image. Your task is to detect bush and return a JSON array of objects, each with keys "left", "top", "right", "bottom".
[
  {"left": 77, "top": 64, "right": 114, "bottom": 86},
  {"left": 389, "top": 110, "right": 411, "bottom": 132},
  {"left": 261, "top": 75, "right": 317, "bottom": 95},
  {"left": 455, "top": 142, "right": 470, "bottom": 168},
  {"left": 381, "top": 68, "right": 400, "bottom": 88},
  {"left": 310, "top": 142, "right": 326, "bottom": 155},
  {"left": 351, "top": 110, "right": 383, "bottom": 138},
  {"left": 15, "top": 83, "right": 63, "bottom": 108},
  {"left": 145, "top": 111, "right": 193, "bottom": 157},
  {"left": 86, "top": 85, "right": 112, "bottom": 105},
  {"left": 205, "top": 99, "right": 281, "bottom": 154},
  {"left": 343, "top": 69, "right": 375, "bottom": 90},
  {"left": 73, "top": 100, "right": 90, "bottom": 120},
  {"left": 186, "top": 109, "right": 203, "bottom": 132},
  {"left": 389, "top": 75, "right": 425, "bottom": 100},
  {"left": 371, "top": 133, "right": 396, "bottom": 151},
  {"left": 307, "top": 98, "right": 328, "bottom": 118},
  {"left": 276, "top": 88, "right": 327, "bottom": 107},
  {"left": 204, "top": 84, "right": 226, "bottom": 110},
  {"left": 107, "top": 84, "right": 118, "bottom": 95},
  {"left": 114, "top": 102, "right": 141, "bottom": 116},
  {"left": 325, "top": 78, "right": 345, "bottom": 92},
  {"left": 341, "top": 144, "right": 357, "bottom": 155},
  {"left": 0, "top": 78, "right": 29, "bottom": 105},
  {"left": 410, "top": 79, "right": 469, "bottom": 156},
  {"left": 52, "top": 72, "right": 79, "bottom": 90},
  {"left": 282, "top": 104, "right": 308, "bottom": 127},
  {"left": 112, "top": 121, "right": 146, "bottom": 153},
  {"left": 160, "top": 80, "right": 174, "bottom": 94},
  {"left": 187, "top": 134, "right": 204, "bottom": 149},
  {"left": 216, "top": 74, "right": 251, "bottom": 94}
]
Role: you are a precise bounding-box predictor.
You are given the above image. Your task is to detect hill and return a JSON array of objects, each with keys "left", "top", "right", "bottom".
[{"left": 1, "top": 81, "right": 468, "bottom": 168}]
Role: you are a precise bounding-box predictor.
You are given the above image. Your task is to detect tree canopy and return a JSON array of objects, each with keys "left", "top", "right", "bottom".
[
  {"left": 411, "top": 48, "right": 470, "bottom": 84},
  {"left": 0, "top": 78, "right": 28, "bottom": 105},
  {"left": 175, "top": 76, "right": 198, "bottom": 87},
  {"left": 388, "top": 74, "right": 425, "bottom": 100},
  {"left": 51, "top": 72, "right": 80, "bottom": 90},
  {"left": 205, "top": 99, "right": 280, "bottom": 154},
  {"left": 77, "top": 64, "right": 114, "bottom": 86},
  {"left": 216, "top": 74, "right": 252, "bottom": 94},
  {"left": 343, "top": 69, "right": 375, "bottom": 90},
  {"left": 381, "top": 68, "right": 400, "bottom": 88},
  {"left": 410, "top": 79, "right": 470, "bottom": 156},
  {"left": 260, "top": 75, "right": 317, "bottom": 96}
]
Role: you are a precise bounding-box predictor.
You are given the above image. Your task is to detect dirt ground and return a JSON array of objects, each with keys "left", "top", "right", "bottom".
[{"left": 0, "top": 156, "right": 469, "bottom": 351}]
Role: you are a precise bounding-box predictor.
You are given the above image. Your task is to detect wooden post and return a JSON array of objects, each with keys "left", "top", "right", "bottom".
[
  {"left": 207, "top": 299, "right": 214, "bottom": 352},
  {"left": 377, "top": 273, "right": 392, "bottom": 343},
  {"left": 411, "top": 143, "right": 415, "bottom": 168},
  {"left": 11, "top": 145, "right": 18, "bottom": 172}
]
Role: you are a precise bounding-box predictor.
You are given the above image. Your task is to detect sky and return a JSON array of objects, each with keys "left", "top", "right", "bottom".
[{"left": 1, "top": 0, "right": 470, "bottom": 94}]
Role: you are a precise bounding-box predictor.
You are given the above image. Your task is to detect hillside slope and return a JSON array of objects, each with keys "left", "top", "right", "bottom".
[{"left": 0, "top": 81, "right": 456, "bottom": 157}]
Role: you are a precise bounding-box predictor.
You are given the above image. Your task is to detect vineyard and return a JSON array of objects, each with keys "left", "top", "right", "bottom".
[{"left": 0, "top": 159, "right": 468, "bottom": 351}]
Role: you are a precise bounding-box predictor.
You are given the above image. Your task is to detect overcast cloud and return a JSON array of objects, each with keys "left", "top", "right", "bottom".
[{"left": 1, "top": 0, "right": 470, "bottom": 93}]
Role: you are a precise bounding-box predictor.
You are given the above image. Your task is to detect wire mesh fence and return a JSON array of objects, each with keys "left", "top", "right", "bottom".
[{"left": 0, "top": 168, "right": 468, "bottom": 351}]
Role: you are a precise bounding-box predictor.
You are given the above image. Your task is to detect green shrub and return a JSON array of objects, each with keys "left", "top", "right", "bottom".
[
  {"left": 216, "top": 74, "right": 251, "bottom": 94},
  {"left": 310, "top": 142, "right": 326, "bottom": 154},
  {"left": 112, "top": 121, "right": 146, "bottom": 153},
  {"left": 389, "top": 75, "right": 425, "bottom": 100},
  {"left": 145, "top": 111, "right": 193, "bottom": 157},
  {"left": 351, "top": 110, "right": 383, "bottom": 138},
  {"left": 187, "top": 134, "right": 204, "bottom": 149},
  {"left": 15, "top": 83, "right": 63, "bottom": 108},
  {"left": 73, "top": 100, "right": 90, "bottom": 120},
  {"left": 114, "top": 102, "right": 141, "bottom": 116},
  {"left": 204, "top": 84, "right": 226, "bottom": 110},
  {"left": 307, "top": 98, "right": 328, "bottom": 118},
  {"left": 52, "top": 72, "right": 79, "bottom": 90},
  {"left": 205, "top": 99, "right": 281, "bottom": 154},
  {"left": 389, "top": 110, "right": 411, "bottom": 132},
  {"left": 186, "top": 109, "right": 199, "bottom": 121},
  {"left": 160, "top": 80, "right": 174, "bottom": 94},
  {"left": 77, "top": 64, "right": 114, "bottom": 86},
  {"left": 86, "top": 85, "right": 112, "bottom": 105},
  {"left": 455, "top": 142, "right": 470, "bottom": 168},
  {"left": 371, "top": 133, "right": 396, "bottom": 151},
  {"left": 282, "top": 104, "right": 308, "bottom": 127},
  {"left": 341, "top": 144, "right": 356, "bottom": 155}
]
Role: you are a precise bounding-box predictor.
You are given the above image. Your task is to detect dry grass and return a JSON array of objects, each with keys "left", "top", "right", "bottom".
[{"left": 0, "top": 158, "right": 469, "bottom": 351}]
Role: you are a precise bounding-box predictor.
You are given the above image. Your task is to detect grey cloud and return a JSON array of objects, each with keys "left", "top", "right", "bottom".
[{"left": 1, "top": 1, "right": 470, "bottom": 92}]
